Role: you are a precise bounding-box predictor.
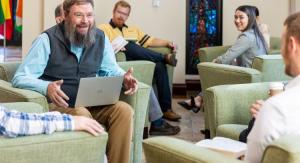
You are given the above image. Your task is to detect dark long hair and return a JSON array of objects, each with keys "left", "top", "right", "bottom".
[{"left": 235, "top": 5, "right": 268, "bottom": 53}]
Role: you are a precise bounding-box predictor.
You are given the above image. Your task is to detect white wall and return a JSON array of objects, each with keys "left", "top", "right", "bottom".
[
  {"left": 22, "top": 0, "right": 290, "bottom": 84},
  {"left": 294, "top": 0, "right": 300, "bottom": 12},
  {"left": 44, "top": 0, "right": 64, "bottom": 30},
  {"left": 22, "top": 0, "right": 43, "bottom": 57},
  {"left": 223, "top": 0, "right": 290, "bottom": 45}
]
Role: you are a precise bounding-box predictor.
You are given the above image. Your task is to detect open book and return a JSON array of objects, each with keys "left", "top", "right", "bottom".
[
  {"left": 111, "top": 36, "right": 128, "bottom": 54},
  {"left": 195, "top": 137, "right": 247, "bottom": 158}
]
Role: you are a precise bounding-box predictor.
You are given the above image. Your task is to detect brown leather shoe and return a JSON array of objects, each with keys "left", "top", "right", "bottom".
[{"left": 163, "top": 110, "right": 181, "bottom": 121}]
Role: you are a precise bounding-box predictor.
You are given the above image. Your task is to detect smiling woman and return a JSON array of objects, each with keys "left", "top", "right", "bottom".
[
  {"left": 234, "top": 10, "right": 249, "bottom": 31},
  {"left": 178, "top": 5, "right": 268, "bottom": 115},
  {"left": 214, "top": 5, "right": 268, "bottom": 66}
]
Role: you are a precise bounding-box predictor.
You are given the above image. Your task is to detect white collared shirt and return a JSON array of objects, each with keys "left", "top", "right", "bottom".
[{"left": 245, "top": 75, "right": 300, "bottom": 163}]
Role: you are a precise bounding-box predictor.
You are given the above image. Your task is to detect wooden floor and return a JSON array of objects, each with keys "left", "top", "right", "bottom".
[{"left": 161, "top": 98, "right": 205, "bottom": 142}]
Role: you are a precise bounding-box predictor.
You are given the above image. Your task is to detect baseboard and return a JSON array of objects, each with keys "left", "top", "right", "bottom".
[
  {"left": 172, "top": 84, "right": 186, "bottom": 96},
  {"left": 173, "top": 79, "right": 201, "bottom": 97},
  {"left": 186, "top": 79, "right": 201, "bottom": 92}
]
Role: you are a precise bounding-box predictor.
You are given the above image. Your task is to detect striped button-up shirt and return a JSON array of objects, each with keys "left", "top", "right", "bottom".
[{"left": 0, "top": 105, "right": 74, "bottom": 138}]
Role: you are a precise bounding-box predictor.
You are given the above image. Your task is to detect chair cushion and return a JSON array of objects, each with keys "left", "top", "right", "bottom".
[{"left": 2, "top": 102, "right": 44, "bottom": 113}]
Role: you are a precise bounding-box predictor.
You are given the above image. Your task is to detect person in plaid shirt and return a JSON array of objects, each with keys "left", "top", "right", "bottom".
[{"left": 0, "top": 105, "right": 103, "bottom": 138}]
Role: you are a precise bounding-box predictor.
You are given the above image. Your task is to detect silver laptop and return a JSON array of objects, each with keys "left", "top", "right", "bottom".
[{"left": 75, "top": 76, "right": 123, "bottom": 107}]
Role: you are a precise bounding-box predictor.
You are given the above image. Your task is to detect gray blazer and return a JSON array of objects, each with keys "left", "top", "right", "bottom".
[{"left": 216, "top": 29, "right": 267, "bottom": 68}]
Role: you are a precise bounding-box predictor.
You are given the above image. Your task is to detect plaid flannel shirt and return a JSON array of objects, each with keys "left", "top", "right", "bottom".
[{"left": 0, "top": 105, "right": 74, "bottom": 138}]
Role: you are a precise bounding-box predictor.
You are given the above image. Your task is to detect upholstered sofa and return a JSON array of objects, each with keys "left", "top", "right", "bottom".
[
  {"left": 143, "top": 135, "right": 300, "bottom": 163},
  {"left": 0, "top": 62, "right": 151, "bottom": 163},
  {"left": 0, "top": 102, "right": 108, "bottom": 163}
]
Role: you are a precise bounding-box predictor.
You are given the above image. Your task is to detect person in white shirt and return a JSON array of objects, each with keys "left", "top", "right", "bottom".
[{"left": 245, "top": 12, "right": 300, "bottom": 163}]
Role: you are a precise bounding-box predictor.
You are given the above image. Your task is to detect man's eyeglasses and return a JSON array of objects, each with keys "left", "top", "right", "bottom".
[
  {"left": 115, "top": 10, "right": 129, "bottom": 17},
  {"left": 73, "top": 12, "right": 94, "bottom": 19}
]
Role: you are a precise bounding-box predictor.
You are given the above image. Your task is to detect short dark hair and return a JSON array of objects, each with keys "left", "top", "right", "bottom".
[
  {"left": 63, "top": 0, "right": 94, "bottom": 15},
  {"left": 55, "top": 4, "right": 62, "bottom": 17},
  {"left": 284, "top": 12, "right": 300, "bottom": 43},
  {"left": 113, "top": 1, "right": 131, "bottom": 14}
]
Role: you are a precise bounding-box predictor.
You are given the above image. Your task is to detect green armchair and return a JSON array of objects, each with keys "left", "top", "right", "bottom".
[
  {"left": 205, "top": 82, "right": 270, "bottom": 139},
  {"left": 116, "top": 47, "right": 174, "bottom": 93},
  {"left": 116, "top": 47, "right": 175, "bottom": 137},
  {"left": 0, "top": 102, "right": 108, "bottom": 163},
  {"left": 198, "top": 37, "right": 281, "bottom": 63},
  {"left": 143, "top": 135, "right": 300, "bottom": 163},
  {"left": 0, "top": 62, "right": 151, "bottom": 163},
  {"left": 196, "top": 37, "right": 285, "bottom": 136},
  {"left": 198, "top": 55, "right": 290, "bottom": 95},
  {"left": 197, "top": 55, "right": 290, "bottom": 137},
  {"left": 269, "top": 37, "right": 281, "bottom": 54},
  {"left": 143, "top": 82, "right": 300, "bottom": 163}
]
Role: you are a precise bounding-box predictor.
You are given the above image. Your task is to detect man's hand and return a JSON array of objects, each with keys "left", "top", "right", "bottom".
[
  {"left": 73, "top": 116, "right": 104, "bottom": 136},
  {"left": 123, "top": 67, "right": 138, "bottom": 95},
  {"left": 250, "top": 100, "right": 264, "bottom": 118},
  {"left": 47, "top": 80, "right": 69, "bottom": 108},
  {"left": 167, "top": 42, "right": 178, "bottom": 54}
]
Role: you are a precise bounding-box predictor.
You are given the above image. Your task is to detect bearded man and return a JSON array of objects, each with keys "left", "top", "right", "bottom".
[{"left": 12, "top": 1, "right": 137, "bottom": 163}]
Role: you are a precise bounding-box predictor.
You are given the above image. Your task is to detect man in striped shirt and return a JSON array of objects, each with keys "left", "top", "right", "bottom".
[{"left": 0, "top": 105, "right": 103, "bottom": 138}]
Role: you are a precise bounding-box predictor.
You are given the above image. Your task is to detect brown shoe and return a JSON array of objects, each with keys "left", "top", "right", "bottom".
[
  {"left": 164, "top": 53, "right": 177, "bottom": 67},
  {"left": 163, "top": 110, "right": 181, "bottom": 121}
]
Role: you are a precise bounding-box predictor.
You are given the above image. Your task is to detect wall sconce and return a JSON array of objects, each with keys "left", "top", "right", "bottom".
[{"left": 152, "top": 0, "right": 160, "bottom": 7}]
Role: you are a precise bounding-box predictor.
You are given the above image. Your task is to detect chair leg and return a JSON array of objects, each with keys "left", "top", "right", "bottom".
[
  {"left": 143, "top": 127, "right": 149, "bottom": 139},
  {"left": 201, "top": 129, "right": 210, "bottom": 139}
]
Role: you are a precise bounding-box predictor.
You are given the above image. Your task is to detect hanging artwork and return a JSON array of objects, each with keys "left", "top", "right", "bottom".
[{"left": 186, "top": 0, "right": 222, "bottom": 74}]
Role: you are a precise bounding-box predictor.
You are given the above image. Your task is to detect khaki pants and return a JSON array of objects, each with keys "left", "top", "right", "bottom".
[{"left": 49, "top": 101, "right": 133, "bottom": 163}]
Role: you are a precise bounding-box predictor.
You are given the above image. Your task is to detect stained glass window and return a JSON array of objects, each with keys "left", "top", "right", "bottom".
[{"left": 186, "top": 0, "right": 222, "bottom": 74}]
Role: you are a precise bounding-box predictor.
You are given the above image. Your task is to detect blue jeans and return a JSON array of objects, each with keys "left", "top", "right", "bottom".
[
  {"left": 148, "top": 89, "right": 163, "bottom": 122},
  {"left": 124, "top": 42, "right": 165, "bottom": 62}
]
